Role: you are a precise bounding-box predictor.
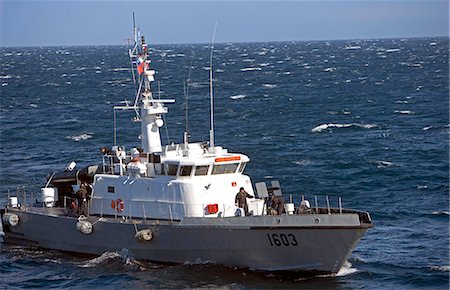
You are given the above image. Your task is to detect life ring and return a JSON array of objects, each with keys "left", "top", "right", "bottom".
[{"left": 111, "top": 199, "right": 124, "bottom": 212}]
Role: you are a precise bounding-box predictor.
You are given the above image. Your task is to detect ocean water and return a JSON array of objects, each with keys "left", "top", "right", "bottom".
[{"left": 0, "top": 37, "right": 448, "bottom": 289}]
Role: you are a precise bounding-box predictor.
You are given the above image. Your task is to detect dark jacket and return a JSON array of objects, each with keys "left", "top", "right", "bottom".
[{"left": 235, "top": 190, "right": 253, "bottom": 207}]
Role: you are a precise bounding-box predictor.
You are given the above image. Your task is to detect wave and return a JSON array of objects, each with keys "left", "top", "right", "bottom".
[
  {"left": 230, "top": 94, "right": 246, "bottom": 100},
  {"left": 431, "top": 211, "right": 450, "bottom": 216},
  {"left": 394, "top": 110, "right": 414, "bottom": 114},
  {"left": 428, "top": 265, "right": 450, "bottom": 272},
  {"left": 240, "top": 67, "right": 262, "bottom": 72},
  {"left": 385, "top": 48, "right": 401, "bottom": 53},
  {"left": 374, "top": 160, "right": 395, "bottom": 168},
  {"left": 323, "top": 67, "right": 336, "bottom": 72},
  {"left": 66, "top": 133, "right": 93, "bottom": 142},
  {"left": 311, "top": 123, "right": 377, "bottom": 133},
  {"left": 78, "top": 250, "right": 148, "bottom": 271},
  {"left": 345, "top": 46, "right": 361, "bottom": 50},
  {"left": 336, "top": 261, "right": 358, "bottom": 276},
  {"left": 262, "top": 84, "right": 277, "bottom": 88},
  {"left": 312, "top": 261, "right": 357, "bottom": 279},
  {"left": 293, "top": 159, "right": 314, "bottom": 166}
]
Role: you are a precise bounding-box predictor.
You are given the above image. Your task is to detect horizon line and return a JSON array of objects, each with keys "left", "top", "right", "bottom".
[{"left": 1, "top": 35, "right": 448, "bottom": 49}]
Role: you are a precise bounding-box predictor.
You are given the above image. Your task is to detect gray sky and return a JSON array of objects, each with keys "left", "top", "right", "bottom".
[{"left": 1, "top": 0, "right": 448, "bottom": 47}]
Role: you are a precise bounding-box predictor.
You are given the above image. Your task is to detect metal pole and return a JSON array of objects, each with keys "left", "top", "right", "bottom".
[
  {"left": 339, "top": 197, "right": 343, "bottom": 214},
  {"left": 326, "top": 195, "right": 331, "bottom": 214},
  {"left": 314, "top": 195, "right": 318, "bottom": 214},
  {"left": 142, "top": 204, "right": 146, "bottom": 221}
]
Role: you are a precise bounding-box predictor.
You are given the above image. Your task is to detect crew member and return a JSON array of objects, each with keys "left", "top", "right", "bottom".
[
  {"left": 299, "top": 200, "right": 311, "bottom": 214},
  {"left": 76, "top": 183, "right": 89, "bottom": 217},
  {"left": 271, "top": 195, "right": 286, "bottom": 215},
  {"left": 235, "top": 187, "right": 253, "bottom": 216}
]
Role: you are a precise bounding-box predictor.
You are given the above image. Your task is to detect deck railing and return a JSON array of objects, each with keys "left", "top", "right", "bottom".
[{"left": 3, "top": 187, "right": 371, "bottom": 224}]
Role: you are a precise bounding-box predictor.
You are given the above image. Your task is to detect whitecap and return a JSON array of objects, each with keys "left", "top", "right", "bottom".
[
  {"left": 394, "top": 110, "right": 413, "bottom": 114},
  {"left": 375, "top": 160, "right": 394, "bottom": 168},
  {"left": 1, "top": 83, "right": 7, "bottom": 87},
  {"left": 262, "top": 84, "right": 277, "bottom": 88},
  {"left": 323, "top": 67, "right": 336, "bottom": 72},
  {"left": 311, "top": 123, "right": 377, "bottom": 133},
  {"left": 282, "top": 71, "right": 292, "bottom": 75},
  {"left": 429, "top": 42, "right": 437, "bottom": 46},
  {"left": 66, "top": 133, "right": 94, "bottom": 142},
  {"left": 0, "top": 75, "right": 12, "bottom": 79},
  {"left": 345, "top": 46, "right": 361, "bottom": 50},
  {"left": 113, "top": 68, "right": 129, "bottom": 72},
  {"left": 429, "top": 265, "right": 450, "bottom": 272},
  {"left": 29, "top": 104, "right": 38, "bottom": 108},
  {"left": 230, "top": 94, "right": 246, "bottom": 100},
  {"left": 422, "top": 126, "right": 433, "bottom": 131},
  {"left": 258, "top": 63, "right": 270, "bottom": 67},
  {"left": 240, "top": 67, "right": 262, "bottom": 72},
  {"left": 293, "top": 160, "right": 313, "bottom": 166},
  {"left": 385, "top": 48, "right": 400, "bottom": 53},
  {"left": 431, "top": 210, "right": 450, "bottom": 216}
]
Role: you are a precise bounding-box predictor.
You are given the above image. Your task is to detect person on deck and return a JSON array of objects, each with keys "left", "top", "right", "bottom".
[
  {"left": 76, "top": 183, "right": 89, "bottom": 217},
  {"left": 235, "top": 187, "right": 253, "bottom": 216},
  {"left": 270, "top": 195, "right": 286, "bottom": 215}
]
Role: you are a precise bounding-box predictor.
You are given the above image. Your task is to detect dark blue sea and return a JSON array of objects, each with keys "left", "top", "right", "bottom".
[{"left": 0, "top": 37, "right": 449, "bottom": 289}]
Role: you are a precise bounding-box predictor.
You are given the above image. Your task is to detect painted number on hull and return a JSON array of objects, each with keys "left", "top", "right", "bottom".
[{"left": 267, "top": 233, "right": 298, "bottom": 247}]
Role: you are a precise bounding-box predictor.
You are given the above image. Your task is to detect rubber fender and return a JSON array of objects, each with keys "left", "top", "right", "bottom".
[
  {"left": 135, "top": 229, "right": 153, "bottom": 241},
  {"left": 76, "top": 220, "right": 93, "bottom": 235},
  {"left": 2, "top": 213, "right": 19, "bottom": 227}
]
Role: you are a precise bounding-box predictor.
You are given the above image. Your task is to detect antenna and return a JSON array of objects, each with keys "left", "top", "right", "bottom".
[
  {"left": 209, "top": 22, "right": 218, "bottom": 149},
  {"left": 133, "top": 12, "right": 136, "bottom": 42},
  {"left": 184, "top": 61, "right": 193, "bottom": 145}
]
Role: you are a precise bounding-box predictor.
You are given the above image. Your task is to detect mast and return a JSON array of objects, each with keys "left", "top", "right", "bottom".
[{"left": 115, "top": 15, "right": 174, "bottom": 154}]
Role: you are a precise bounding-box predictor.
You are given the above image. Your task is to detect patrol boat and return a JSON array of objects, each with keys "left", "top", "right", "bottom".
[{"left": 0, "top": 26, "right": 373, "bottom": 275}]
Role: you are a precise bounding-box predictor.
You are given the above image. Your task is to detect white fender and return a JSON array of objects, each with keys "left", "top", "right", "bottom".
[{"left": 3, "top": 213, "right": 19, "bottom": 227}]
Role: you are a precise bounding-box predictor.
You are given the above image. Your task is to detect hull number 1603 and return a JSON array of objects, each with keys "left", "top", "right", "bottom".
[{"left": 267, "top": 233, "right": 298, "bottom": 247}]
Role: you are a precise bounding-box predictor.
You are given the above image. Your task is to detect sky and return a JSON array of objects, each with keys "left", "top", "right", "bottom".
[{"left": 0, "top": 0, "right": 448, "bottom": 47}]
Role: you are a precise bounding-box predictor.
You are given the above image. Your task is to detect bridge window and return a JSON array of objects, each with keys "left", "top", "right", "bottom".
[
  {"left": 167, "top": 164, "right": 178, "bottom": 176},
  {"left": 179, "top": 165, "right": 193, "bottom": 176},
  {"left": 194, "top": 165, "right": 209, "bottom": 176},
  {"left": 212, "top": 163, "right": 239, "bottom": 175},
  {"left": 238, "top": 162, "right": 247, "bottom": 173}
]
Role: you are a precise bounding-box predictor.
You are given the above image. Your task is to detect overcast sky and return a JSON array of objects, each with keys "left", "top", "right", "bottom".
[{"left": 1, "top": 0, "right": 448, "bottom": 47}]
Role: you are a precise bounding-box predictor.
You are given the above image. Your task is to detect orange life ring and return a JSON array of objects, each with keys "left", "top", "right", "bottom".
[{"left": 111, "top": 199, "right": 124, "bottom": 212}]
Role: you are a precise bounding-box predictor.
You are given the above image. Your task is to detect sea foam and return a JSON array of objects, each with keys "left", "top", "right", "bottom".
[{"left": 311, "top": 123, "right": 377, "bottom": 133}]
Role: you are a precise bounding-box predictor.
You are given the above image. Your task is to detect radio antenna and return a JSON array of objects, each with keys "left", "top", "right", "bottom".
[
  {"left": 209, "top": 22, "right": 218, "bottom": 149},
  {"left": 183, "top": 60, "right": 193, "bottom": 146}
]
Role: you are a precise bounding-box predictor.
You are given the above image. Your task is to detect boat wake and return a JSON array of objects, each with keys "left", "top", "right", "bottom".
[
  {"left": 335, "top": 261, "right": 358, "bottom": 277},
  {"left": 78, "top": 250, "right": 150, "bottom": 271}
]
